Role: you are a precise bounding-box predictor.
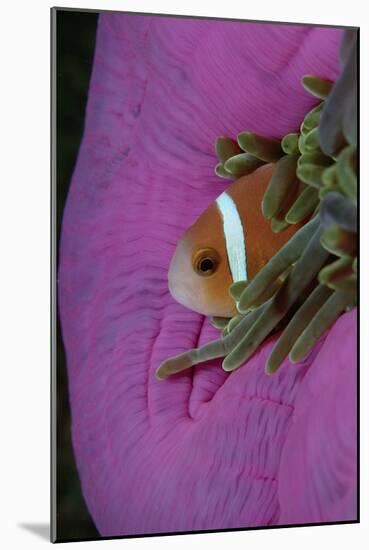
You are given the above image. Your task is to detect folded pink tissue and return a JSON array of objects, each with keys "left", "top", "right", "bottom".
[{"left": 59, "top": 14, "right": 356, "bottom": 536}]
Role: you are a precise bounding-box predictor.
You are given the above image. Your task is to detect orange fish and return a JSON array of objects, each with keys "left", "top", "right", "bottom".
[{"left": 168, "top": 164, "right": 300, "bottom": 318}]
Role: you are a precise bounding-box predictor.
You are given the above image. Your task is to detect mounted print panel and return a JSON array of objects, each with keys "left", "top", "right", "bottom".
[{"left": 52, "top": 7, "right": 358, "bottom": 543}]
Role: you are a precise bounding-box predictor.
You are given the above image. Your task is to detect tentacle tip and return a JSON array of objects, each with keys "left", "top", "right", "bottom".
[
  {"left": 155, "top": 366, "right": 168, "bottom": 381},
  {"left": 236, "top": 305, "right": 248, "bottom": 315},
  {"left": 238, "top": 130, "right": 252, "bottom": 139},
  {"left": 261, "top": 202, "right": 272, "bottom": 220},
  {"left": 221, "top": 360, "right": 234, "bottom": 372},
  {"left": 288, "top": 352, "right": 302, "bottom": 364},
  {"left": 265, "top": 362, "right": 278, "bottom": 375}
]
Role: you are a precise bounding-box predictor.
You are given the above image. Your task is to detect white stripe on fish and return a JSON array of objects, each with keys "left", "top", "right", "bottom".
[{"left": 216, "top": 191, "right": 248, "bottom": 283}]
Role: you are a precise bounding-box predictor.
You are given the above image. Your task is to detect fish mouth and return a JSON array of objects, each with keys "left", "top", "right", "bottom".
[{"left": 168, "top": 279, "right": 237, "bottom": 318}]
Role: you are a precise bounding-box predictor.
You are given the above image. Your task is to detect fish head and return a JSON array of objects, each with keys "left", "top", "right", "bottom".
[
  {"left": 168, "top": 164, "right": 301, "bottom": 318},
  {"left": 168, "top": 200, "right": 236, "bottom": 318}
]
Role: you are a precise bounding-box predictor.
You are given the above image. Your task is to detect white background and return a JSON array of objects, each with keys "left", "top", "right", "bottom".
[{"left": 0, "top": 0, "right": 367, "bottom": 548}]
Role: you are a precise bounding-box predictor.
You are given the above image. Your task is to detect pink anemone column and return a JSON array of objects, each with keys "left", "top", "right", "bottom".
[{"left": 59, "top": 14, "right": 356, "bottom": 536}]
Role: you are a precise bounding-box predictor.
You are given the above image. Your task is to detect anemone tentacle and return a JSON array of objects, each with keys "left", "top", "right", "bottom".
[{"left": 157, "top": 29, "right": 357, "bottom": 379}]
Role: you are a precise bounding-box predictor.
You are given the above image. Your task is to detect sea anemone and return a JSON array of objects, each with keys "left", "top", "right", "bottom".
[
  {"left": 59, "top": 14, "right": 357, "bottom": 536},
  {"left": 157, "top": 30, "right": 357, "bottom": 378}
]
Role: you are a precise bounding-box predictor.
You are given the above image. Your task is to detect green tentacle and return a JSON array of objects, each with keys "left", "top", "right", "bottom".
[{"left": 157, "top": 30, "right": 357, "bottom": 381}]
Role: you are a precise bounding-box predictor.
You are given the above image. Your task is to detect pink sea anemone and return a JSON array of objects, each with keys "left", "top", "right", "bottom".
[{"left": 59, "top": 14, "right": 356, "bottom": 536}]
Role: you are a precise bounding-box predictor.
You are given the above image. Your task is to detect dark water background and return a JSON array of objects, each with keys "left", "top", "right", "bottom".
[{"left": 56, "top": 9, "right": 99, "bottom": 541}]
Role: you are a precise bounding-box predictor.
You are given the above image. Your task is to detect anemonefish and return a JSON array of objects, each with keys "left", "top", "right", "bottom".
[{"left": 168, "top": 163, "right": 300, "bottom": 318}]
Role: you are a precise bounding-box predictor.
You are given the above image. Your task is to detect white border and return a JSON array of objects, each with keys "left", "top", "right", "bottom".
[{"left": 1, "top": 1, "right": 366, "bottom": 548}]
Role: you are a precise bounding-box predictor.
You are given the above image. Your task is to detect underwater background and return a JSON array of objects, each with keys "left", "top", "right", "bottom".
[{"left": 56, "top": 9, "right": 99, "bottom": 540}]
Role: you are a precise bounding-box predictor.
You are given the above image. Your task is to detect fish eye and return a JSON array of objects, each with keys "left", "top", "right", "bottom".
[
  {"left": 193, "top": 248, "right": 220, "bottom": 277},
  {"left": 199, "top": 258, "right": 215, "bottom": 272}
]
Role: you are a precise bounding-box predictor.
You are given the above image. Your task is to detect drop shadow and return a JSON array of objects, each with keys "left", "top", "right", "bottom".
[{"left": 18, "top": 523, "right": 50, "bottom": 541}]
